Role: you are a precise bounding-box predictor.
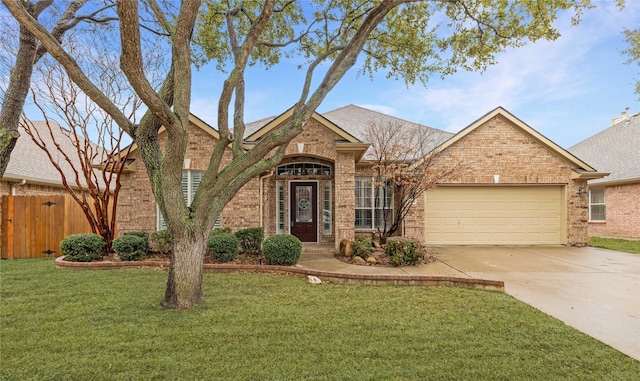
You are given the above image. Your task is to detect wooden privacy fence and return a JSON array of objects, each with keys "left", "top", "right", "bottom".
[{"left": 1, "top": 195, "right": 93, "bottom": 259}]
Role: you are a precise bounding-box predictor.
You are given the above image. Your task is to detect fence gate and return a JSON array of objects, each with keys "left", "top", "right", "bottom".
[{"left": 1, "top": 195, "right": 92, "bottom": 259}]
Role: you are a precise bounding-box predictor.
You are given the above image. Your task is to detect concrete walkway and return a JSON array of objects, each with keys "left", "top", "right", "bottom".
[
  {"left": 297, "top": 251, "right": 471, "bottom": 278},
  {"left": 433, "top": 246, "right": 640, "bottom": 361}
]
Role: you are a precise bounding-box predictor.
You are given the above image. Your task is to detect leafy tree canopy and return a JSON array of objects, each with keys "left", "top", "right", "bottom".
[{"left": 194, "top": 0, "right": 593, "bottom": 86}]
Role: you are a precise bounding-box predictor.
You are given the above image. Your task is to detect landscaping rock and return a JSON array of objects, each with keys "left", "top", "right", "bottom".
[
  {"left": 352, "top": 256, "right": 366, "bottom": 265},
  {"left": 307, "top": 275, "right": 322, "bottom": 284},
  {"left": 339, "top": 239, "right": 352, "bottom": 257},
  {"left": 366, "top": 256, "right": 377, "bottom": 265}
]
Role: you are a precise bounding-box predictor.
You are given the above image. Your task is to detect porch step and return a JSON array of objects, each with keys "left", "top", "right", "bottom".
[{"left": 301, "top": 244, "right": 335, "bottom": 254}]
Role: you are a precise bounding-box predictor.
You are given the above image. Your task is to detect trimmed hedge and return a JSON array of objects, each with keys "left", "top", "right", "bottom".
[
  {"left": 384, "top": 237, "right": 423, "bottom": 267},
  {"left": 263, "top": 234, "right": 302, "bottom": 266},
  {"left": 235, "top": 227, "right": 264, "bottom": 254},
  {"left": 123, "top": 231, "right": 150, "bottom": 252},
  {"left": 207, "top": 233, "right": 239, "bottom": 263},
  {"left": 210, "top": 227, "right": 232, "bottom": 237},
  {"left": 113, "top": 235, "right": 148, "bottom": 261},
  {"left": 60, "top": 233, "right": 104, "bottom": 262},
  {"left": 149, "top": 230, "right": 172, "bottom": 254}
]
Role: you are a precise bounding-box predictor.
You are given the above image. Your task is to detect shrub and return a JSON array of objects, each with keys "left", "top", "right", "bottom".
[
  {"left": 235, "top": 227, "right": 264, "bottom": 254},
  {"left": 210, "top": 227, "right": 232, "bottom": 237},
  {"left": 113, "top": 235, "right": 148, "bottom": 261},
  {"left": 207, "top": 233, "right": 239, "bottom": 263},
  {"left": 263, "top": 234, "right": 302, "bottom": 266},
  {"left": 60, "top": 233, "right": 104, "bottom": 262},
  {"left": 384, "top": 238, "right": 423, "bottom": 267},
  {"left": 352, "top": 236, "right": 373, "bottom": 259},
  {"left": 123, "top": 231, "right": 150, "bottom": 252},
  {"left": 150, "top": 230, "right": 172, "bottom": 255}
]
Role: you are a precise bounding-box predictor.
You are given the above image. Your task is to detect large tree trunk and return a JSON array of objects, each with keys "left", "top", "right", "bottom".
[{"left": 161, "top": 233, "right": 207, "bottom": 310}]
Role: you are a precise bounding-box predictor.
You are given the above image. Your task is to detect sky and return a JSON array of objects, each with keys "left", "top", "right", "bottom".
[
  {"left": 5, "top": 1, "right": 639, "bottom": 150},
  {"left": 189, "top": 0, "right": 640, "bottom": 149}
]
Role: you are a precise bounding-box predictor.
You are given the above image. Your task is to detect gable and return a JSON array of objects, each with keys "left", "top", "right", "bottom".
[
  {"left": 125, "top": 114, "right": 221, "bottom": 158},
  {"left": 245, "top": 106, "right": 362, "bottom": 144},
  {"left": 438, "top": 107, "right": 600, "bottom": 177}
]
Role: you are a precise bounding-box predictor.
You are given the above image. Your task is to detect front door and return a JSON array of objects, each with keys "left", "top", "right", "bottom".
[{"left": 290, "top": 182, "right": 317, "bottom": 242}]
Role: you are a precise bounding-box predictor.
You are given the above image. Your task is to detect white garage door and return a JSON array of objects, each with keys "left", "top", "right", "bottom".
[{"left": 424, "top": 186, "right": 565, "bottom": 245}]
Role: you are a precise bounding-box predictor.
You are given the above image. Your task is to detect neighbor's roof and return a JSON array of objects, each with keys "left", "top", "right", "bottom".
[
  {"left": 3, "top": 121, "right": 104, "bottom": 189},
  {"left": 568, "top": 111, "right": 640, "bottom": 185}
]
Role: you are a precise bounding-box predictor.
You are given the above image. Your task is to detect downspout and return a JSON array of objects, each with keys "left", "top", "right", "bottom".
[
  {"left": 10, "top": 179, "right": 26, "bottom": 196},
  {"left": 259, "top": 171, "right": 274, "bottom": 228}
]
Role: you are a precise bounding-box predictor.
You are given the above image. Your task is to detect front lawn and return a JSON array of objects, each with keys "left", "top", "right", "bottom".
[
  {"left": 1, "top": 259, "right": 638, "bottom": 380},
  {"left": 589, "top": 237, "right": 640, "bottom": 254}
]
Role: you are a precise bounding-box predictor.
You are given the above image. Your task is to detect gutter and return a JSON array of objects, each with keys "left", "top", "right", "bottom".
[{"left": 9, "top": 179, "right": 26, "bottom": 196}]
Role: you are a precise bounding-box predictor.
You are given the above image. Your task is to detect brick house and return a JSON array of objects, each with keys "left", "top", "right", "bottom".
[
  {"left": 568, "top": 109, "right": 640, "bottom": 239},
  {"left": 117, "top": 105, "right": 604, "bottom": 248},
  {"left": 0, "top": 121, "right": 90, "bottom": 197}
]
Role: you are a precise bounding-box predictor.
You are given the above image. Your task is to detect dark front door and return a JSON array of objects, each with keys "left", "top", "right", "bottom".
[{"left": 290, "top": 182, "right": 317, "bottom": 242}]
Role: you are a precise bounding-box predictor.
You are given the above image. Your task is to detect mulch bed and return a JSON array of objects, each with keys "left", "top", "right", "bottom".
[{"left": 99, "top": 248, "right": 440, "bottom": 267}]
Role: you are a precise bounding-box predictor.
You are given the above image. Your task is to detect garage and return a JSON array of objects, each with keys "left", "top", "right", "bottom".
[{"left": 424, "top": 186, "right": 565, "bottom": 245}]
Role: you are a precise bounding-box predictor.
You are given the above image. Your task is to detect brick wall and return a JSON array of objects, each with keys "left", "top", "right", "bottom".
[
  {"left": 116, "top": 112, "right": 593, "bottom": 246},
  {"left": 588, "top": 182, "right": 640, "bottom": 238},
  {"left": 403, "top": 114, "right": 590, "bottom": 246},
  {"left": 117, "top": 126, "right": 234, "bottom": 234},
  {"left": 117, "top": 117, "right": 356, "bottom": 248}
]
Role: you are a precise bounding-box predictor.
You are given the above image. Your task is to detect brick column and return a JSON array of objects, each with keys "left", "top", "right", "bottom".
[{"left": 334, "top": 152, "right": 355, "bottom": 250}]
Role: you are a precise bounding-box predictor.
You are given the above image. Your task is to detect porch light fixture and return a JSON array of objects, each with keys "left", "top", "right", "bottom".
[
  {"left": 297, "top": 143, "right": 305, "bottom": 153},
  {"left": 578, "top": 187, "right": 587, "bottom": 197}
]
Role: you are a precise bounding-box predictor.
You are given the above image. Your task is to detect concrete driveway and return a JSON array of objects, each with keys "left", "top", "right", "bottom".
[{"left": 434, "top": 246, "right": 640, "bottom": 361}]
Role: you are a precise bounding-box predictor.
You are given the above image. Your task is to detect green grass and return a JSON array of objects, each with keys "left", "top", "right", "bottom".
[
  {"left": 1, "top": 259, "right": 638, "bottom": 380},
  {"left": 589, "top": 237, "right": 640, "bottom": 254}
]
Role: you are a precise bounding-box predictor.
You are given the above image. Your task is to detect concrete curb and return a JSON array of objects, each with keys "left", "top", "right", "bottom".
[{"left": 54, "top": 256, "right": 504, "bottom": 292}]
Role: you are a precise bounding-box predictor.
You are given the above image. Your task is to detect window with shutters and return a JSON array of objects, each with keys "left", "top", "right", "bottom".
[{"left": 157, "top": 170, "right": 220, "bottom": 230}]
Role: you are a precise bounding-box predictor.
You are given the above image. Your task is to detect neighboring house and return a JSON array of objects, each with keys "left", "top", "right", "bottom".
[
  {"left": 117, "top": 105, "right": 604, "bottom": 248},
  {"left": 1, "top": 121, "right": 105, "bottom": 258},
  {"left": 568, "top": 109, "right": 640, "bottom": 239},
  {"left": 0, "top": 121, "right": 87, "bottom": 197}
]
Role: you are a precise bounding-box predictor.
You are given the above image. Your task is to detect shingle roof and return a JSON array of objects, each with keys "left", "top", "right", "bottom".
[
  {"left": 568, "top": 111, "right": 640, "bottom": 185},
  {"left": 3, "top": 121, "right": 103, "bottom": 189},
  {"left": 243, "top": 104, "right": 454, "bottom": 156}
]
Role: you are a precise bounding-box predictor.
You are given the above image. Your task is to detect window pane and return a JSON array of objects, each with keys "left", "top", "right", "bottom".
[
  {"left": 296, "top": 186, "right": 312, "bottom": 222},
  {"left": 374, "top": 209, "right": 393, "bottom": 230},
  {"left": 590, "top": 189, "right": 605, "bottom": 204},
  {"left": 590, "top": 205, "right": 606, "bottom": 221},
  {"left": 191, "top": 171, "right": 204, "bottom": 204},
  {"left": 323, "top": 180, "right": 331, "bottom": 235},
  {"left": 374, "top": 182, "right": 393, "bottom": 209},
  {"left": 355, "top": 209, "right": 372, "bottom": 229},
  {"left": 355, "top": 177, "right": 372, "bottom": 208},
  {"left": 276, "top": 180, "right": 285, "bottom": 234},
  {"left": 182, "top": 171, "right": 189, "bottom": 204}
]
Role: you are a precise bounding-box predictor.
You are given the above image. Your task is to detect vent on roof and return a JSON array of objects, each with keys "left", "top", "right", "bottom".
[{"left": 611, "top": 107, "right": 630, "bottom": 126}]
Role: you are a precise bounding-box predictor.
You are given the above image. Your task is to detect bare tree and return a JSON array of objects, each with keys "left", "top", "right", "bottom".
[
  {"left": 365, "top": 119, "right": 458, "bottom": 243},
  {"left": 4, "top": 0, "right": 594, "bottom": 310},
  {"left": 0, "top": 0, "right": 116, "bottom": 178},
  {"left": 20, "top": 40, "right": 141, "bottom": 255}
]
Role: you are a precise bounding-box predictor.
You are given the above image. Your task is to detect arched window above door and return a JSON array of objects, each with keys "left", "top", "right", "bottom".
[{"left": 276, "top": 162, "right": 331, "bottom": 176}]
